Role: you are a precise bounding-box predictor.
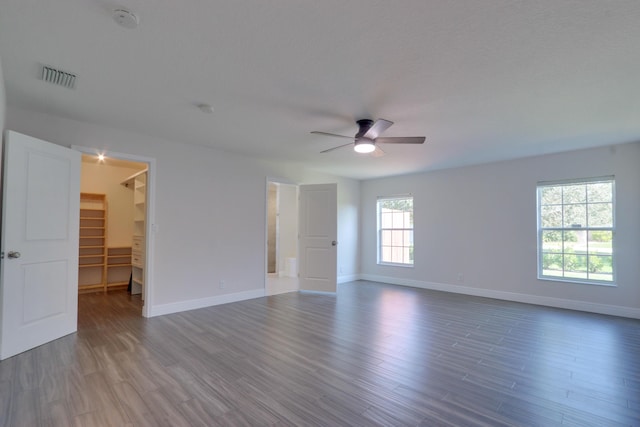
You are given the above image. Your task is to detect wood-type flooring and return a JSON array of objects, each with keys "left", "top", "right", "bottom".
[{"left": 1, "top": 280, "right": 639, "bottom": 426}]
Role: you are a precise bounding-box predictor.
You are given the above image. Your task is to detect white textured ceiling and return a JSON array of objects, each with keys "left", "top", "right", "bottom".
[{"left": 1, "top": 1, "right": 639, "bottom": 179}]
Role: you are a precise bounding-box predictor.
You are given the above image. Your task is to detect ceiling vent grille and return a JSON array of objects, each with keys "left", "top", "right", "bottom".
[{"left": 40, "top": 65, "right": 77, "bottom": 89}]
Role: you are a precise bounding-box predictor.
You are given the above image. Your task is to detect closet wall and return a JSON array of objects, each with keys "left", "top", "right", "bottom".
[{"left": 80, "top": 157, "right": 146, "bottom": 247}]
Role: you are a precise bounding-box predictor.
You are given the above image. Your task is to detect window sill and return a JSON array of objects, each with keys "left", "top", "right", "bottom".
[
  {"left": 378, "top": 262, "right": 414, "bottom": 268},
  {"left": 538, "top": 276, "right": 616, "bottom": 287}
]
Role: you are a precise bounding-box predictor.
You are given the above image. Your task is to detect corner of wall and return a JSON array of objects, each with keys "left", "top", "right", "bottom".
[{"left": 0, "top": 54, "right": 6, "bottom": 133}]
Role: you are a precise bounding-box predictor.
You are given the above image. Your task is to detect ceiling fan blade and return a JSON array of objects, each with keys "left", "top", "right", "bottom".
[
  {"left": 376, "top": 136, "right": 426, "bottom": 144},
  {"left": 363, "top": 119, "right": 393, "bottom": 140},
  {"left": 370, "top": 146, "right": 386, "bottom": 158},
  {"left": 320, "top": 142, "right": 353, "bottom": 153},
  {"left": 310, "top": 131, "right": 353, "bottom": 139}
]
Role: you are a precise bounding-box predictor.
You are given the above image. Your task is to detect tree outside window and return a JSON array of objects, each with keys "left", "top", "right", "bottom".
[{"left": 537, "top": 178, "right": 614, "bottom": 284}]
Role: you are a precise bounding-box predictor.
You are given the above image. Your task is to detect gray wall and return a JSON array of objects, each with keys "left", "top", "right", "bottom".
[
  {"left": 0, "top": 56, "right": 5, "bottom": 132},
  {"left": 6, "top": 106, "right": 361, "bottom": 315},
  {"left": 360, "top": 143, "right": 640, "bottom": 318}
]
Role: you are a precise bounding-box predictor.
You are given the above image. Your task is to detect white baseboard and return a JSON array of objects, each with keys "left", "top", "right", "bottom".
[
  {"left": 145, "top": 276, "right": 640, "bottom": 320},
  {"left": 337, "top": 274, "right": 360, "bottom": 284},
  {"left": 147, "top": 288, "right": 265, "bottom": 317},
  {"left": 358, "top": 274, "right": 640, "bottom": 319}
]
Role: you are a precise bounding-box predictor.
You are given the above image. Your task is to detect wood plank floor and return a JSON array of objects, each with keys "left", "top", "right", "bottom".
[{"left": 1, "top": 280, "right": 639, "bottom": 426}]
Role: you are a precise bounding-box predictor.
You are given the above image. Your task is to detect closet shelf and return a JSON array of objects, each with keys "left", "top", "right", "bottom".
[
  {"left": 79, "top": 193, "right": 107, "bottom": 293},
  {"left": 106, "top": 247, "right": 132, "bottom": 291},
  {"left": 122, "top": 170, "right": 147, "bottom": 299}
]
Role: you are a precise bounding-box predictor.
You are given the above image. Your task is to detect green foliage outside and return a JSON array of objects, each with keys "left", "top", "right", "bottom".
[
  {"left": 381, "top": 198, "right": 413, "bottom": 212},
  {"left": 590, "top": 231, "right": 612, "bottom": 242},
  {"left": 380, "top": 198, "right": 414, "bottom": 224},
  {"left": 542, "top": 252, "right": 613, "bottom": 277},
  {"left": 539, "top": 182, "right": 613, "bottom": 228},
  {"left": 542, "top": 230, "right": 576, "bottom": 243},
  {"left": 539, "top": 181, "right": 614, "bottom": 281}
]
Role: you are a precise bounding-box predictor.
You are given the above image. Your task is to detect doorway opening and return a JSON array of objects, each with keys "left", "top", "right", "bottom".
[
  {"left": 265, "top": 180, "right": 299, "bottom": 296},
  {"left": 75, "top": 147, "right": 155, "bottom": 317}
]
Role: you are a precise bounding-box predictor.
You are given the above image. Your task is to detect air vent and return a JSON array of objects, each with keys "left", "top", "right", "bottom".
[{"left": 41, "top": 65, "right": 77, "bottom": 89}]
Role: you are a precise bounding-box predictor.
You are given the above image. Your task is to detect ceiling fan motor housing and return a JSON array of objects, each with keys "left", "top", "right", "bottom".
[
  {"left": 313, "top": 117, "right": 424, "bottom": 154},
  {"left": 355, "top": 119, "right": 374, "bottom": 138}
]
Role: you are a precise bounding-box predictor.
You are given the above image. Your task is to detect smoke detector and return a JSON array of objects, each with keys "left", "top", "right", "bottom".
[
  {"left": 197, "top": 103, "right": 214, "bottom": 114},
  {"left": 113, "top": 9, "right": 139, "bottom": 29}
]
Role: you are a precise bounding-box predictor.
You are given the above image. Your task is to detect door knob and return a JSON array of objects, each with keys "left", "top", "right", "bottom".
[
  {"left": 8, "top": 251, "right": 21, "bottom": 259},
  {"left": 331, "top": 241, "right": 338, "bottom": 246}
]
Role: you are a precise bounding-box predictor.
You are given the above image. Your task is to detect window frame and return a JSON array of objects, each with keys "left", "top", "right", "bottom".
[
  {"left": 377, "top": 195, "right": 414, "bottom": 267},
  {"left": 536, "top": 176, "right": 616, "bottom": 286}
]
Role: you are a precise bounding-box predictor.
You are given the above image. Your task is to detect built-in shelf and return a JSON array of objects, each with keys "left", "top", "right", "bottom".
[
  {"left": 78, "top": 193, "right": 107, "bottom": 293},
  {"left": 106, "top": 246, "right": 132, "bottom": 290},
  {"left": 122, "top": 170, "right": 147, "bottom": 298}
]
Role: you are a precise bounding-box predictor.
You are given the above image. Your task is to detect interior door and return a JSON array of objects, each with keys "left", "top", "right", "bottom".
[
  {"left": 0, "top": 131, "right": 81, "bottom": 360},
  {"left": 298, "top": 183, "right": 337, "bottom": 293}
]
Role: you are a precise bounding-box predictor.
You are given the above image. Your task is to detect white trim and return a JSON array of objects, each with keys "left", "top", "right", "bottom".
[
  {"left": 537, "top": 175, "right": 615, "bottom": 186},
  {"left": 266, "top": 175, "right": 298, "bottom": 186},
  {"left": 72, "top": 145, "right": 157, "bottom": 317},
  {"left": 264, "top": 177, "right": 300, "bottom": 294},
  {"left": 143, "top": 161, "right": 157, "bottom": 318},
  {"left": 264, "top": 179, "right": 272, "bottom": 283},
  {"left": 337, "top": 274, "right": 359, "bottom": 284},
  {"left": 377, "top": 196, "right": 414, "bottom": 266},
  {"left": 358, "top": 274, "right": 640, "bottom": 319},
  {"left": 376, "top": 193, "right": 412, "bottom": 200},
  {"left": 378, "top": 262, "right": 414, "bottom": 268},
  {"left": 536, "top": 177, "right": 616, "bottom": 286},
  {"left": 147, "top": 288, "right": 265, "bottom": 317},
  {"left": 299, "top": 290, "right": 335, "bottom": 295}
]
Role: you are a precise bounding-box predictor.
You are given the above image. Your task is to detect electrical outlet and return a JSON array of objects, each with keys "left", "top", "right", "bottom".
[
  {"left": 219, "top": 280, "right": 225, "bottom": 289},
  {"left": 457, "top": 273, "right": 464, "bottom": 283}
]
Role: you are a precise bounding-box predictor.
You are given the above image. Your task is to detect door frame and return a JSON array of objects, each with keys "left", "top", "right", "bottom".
[
  {"left": 264, "top": 177, "right": 299, "bottom": 293},
  {"left": 267, "top": 181, "right": 280, "bottom": 275},
  {"left": 72, "top": 145, "right": 156, "bottom": 318}
]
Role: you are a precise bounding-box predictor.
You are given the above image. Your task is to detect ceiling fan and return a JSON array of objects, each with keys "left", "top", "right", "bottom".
[{"left": 311, "top": 118, "right": 426, "bottom": 154}]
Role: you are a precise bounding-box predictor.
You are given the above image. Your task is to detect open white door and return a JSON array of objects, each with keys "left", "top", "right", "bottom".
[
  {"left": 298, "top": 183, "right": 337, "bottom": 293},
  {"left": 0, "top": 131, "right": 80, "bottom": 360}
]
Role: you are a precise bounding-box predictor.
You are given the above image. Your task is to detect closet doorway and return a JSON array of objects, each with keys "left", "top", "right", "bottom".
[
  {"left": 265, "top": 180, "right": 299, "bottom": 295},
  {"left": 78, "top": 151, "right": 151, "bottom": 316}
]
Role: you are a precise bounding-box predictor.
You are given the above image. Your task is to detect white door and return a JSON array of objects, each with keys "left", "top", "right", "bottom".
[
  {"left": 298, "top": 184, "right": 337, "bottom": 293},
  {"left": 0, "top": 131, "right": 80, "bottom": 360}
]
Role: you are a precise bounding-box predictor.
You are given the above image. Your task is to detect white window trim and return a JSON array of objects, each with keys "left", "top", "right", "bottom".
[
  {"left": 377, "top": 195, "right": 414, "bottom": 267},
  {"left": 536, "top": 176, "right": 616, "bottom": 286}
]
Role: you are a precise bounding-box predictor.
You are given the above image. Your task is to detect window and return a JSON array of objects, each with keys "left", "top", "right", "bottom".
[
  {"left": 537, "top": 177, "right": 614, "bottom": 284},
  {"left": 378, "top": 196, "right": 414, "bottom": 265}
]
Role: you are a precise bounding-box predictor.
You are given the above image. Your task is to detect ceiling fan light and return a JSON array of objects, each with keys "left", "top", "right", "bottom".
[{"left": 354, "top": 140, "right": 375, "bottom": 154}]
